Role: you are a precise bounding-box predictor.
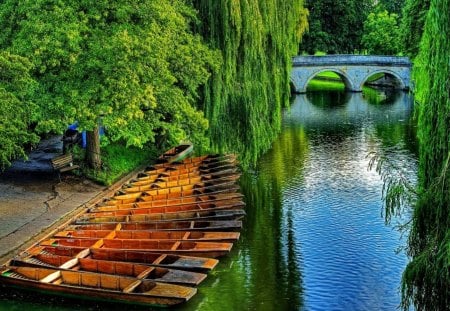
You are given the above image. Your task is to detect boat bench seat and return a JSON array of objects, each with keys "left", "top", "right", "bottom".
[{"left": 51, "top": 153, "right": 80, "bottom": 181}]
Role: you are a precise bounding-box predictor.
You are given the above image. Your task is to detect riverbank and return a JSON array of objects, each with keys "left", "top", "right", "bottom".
[{"left": 0, "top": 164, "right": 147, "bottom": 264}]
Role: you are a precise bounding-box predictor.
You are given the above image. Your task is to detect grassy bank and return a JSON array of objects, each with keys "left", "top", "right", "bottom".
[
  {"left": 307, "top": 71, "right": 386, "bottom": 92},
  {"left": 73, "top": 143, "right": 158, "bottom": 185}
]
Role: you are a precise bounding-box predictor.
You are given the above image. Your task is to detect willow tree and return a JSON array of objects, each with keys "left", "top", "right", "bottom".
[
  {"left": 400, "top": 0, "right": 450, "bottom": 309},
  {"left": 0, "top": 0, "right": 218, "bottom": 169},
  {"left": 399, "top": 0, "right": 430, "bottom": 58},
  {"left": 191, "top": 0, "right": 308, "bottom": 166}
]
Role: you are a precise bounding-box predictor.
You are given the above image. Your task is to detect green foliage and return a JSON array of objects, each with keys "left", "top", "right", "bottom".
[
  {"left": 399, "top": 0, "right": 430, "bottom": 58},
  {"left": 83, "top": 143, "right": 157, "bottom": 186},
  {"left": 400, "top": 0, "right": 450, "bottom": 309},
  {"left": 377, "top": 0, "right": 406, "bottom": 15},
  {"left": 192, "top": 0, "right": 308, "bottom": 166},
  {"left": 0, "top": 51, "right": 38, "bottom": 169},
  {"left": 300, "top": 0, "right": 373, "bottom": 54},
  {"left": 368, "top": 152, "right": 417, "bottom": 224},
  {"left": 0, "top": 0, "right": 219, "bottom": 162},
  {"left": 361, "top": 10, "right": 401, "bottom": 55}
]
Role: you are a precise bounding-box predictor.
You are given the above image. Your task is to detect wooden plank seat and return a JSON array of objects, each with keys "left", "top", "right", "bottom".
[{"left": 51, "top": 153, "right": 80, "bottom": 181}]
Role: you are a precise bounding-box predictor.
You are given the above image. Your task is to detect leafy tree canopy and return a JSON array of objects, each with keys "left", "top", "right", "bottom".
[
  {"left": 377, "top": 0, "right": 405, "bottom": 15},
  {"left": 0, "top": 0, "right": 219, "bottom": 163},
  {"left": 361, "top": 9, "right": 401, "bottom": 55},
  {"left": 399, "top": 0, "right": 430, "bottom": 58},
  {"left": 0, "top": 51, "right": 38, "bottom": 169},
  {"left": 300, "top": 0, "right": 373, "bottom": 54}
]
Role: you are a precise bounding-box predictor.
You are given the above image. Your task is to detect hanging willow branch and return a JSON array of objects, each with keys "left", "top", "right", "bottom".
[
  {"left": 368, "top": 150, "right": 418, "bottom": 225},
  {"left": 400, "top": 0, "right": 450, "bottom": 309},
  {"left": 191, "top": 0, "right": 308, "bottom": 167}
]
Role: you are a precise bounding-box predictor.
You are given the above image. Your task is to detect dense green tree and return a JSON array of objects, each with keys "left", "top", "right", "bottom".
[
  {"left": 300, "top": 0, "right": 373, "bottom": 54},
  {"left": 0, "top": 51, "right": 38, "bottom": 169},
  {"left": 192, "top": 0, "right": 308, "bottom": 165},
  {"left": 400, "top": 0, "right": 450, "bottom": 309},
  {"left": 399, "top": 0, "right": 430, "bottom": 58},
  {"left": 377, "top": 0, "right": 405, "bottom": 15},
  {"left": 0, "top": 0, "right": 218, "bottom": 168},
  {"left": 361, "top": 10, "right": 401, "bottom": 55}
]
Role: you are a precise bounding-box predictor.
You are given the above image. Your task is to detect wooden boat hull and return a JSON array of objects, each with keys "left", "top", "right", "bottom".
[
  {"left": 95, "top": 191, "right": 243, "bottom": 211},
  {"left": 105, "top": 181, "right": 240, "bottom": 205},
  {"left": 39, "top": 239, "right": 233, "bottom": 259},
  {"left": 157, "top": 144, "right": 194, "bottom": 164},
  {"left": 54, "top": 229, "right": 240, "bottom": 243},
  {"left": 73, "top": 209, "right": 246, "bottom": 224},
  {"left": 25, "top": 246, "right": 219, "bottom": 272},
  {"left": 9, "top": 256, "right": 207, "bottom": 286},
  {"left": 86, "top": 199, "right": 246, "bottom": 218},
  {"left": 67, "top": 220, "right": 243, "bottom": 232},
  {"left": 128, "top": 167, "right": 239, "bottom": 187},
  {"left": 0, "top": 266, "right": 196, "bottom": 307}
]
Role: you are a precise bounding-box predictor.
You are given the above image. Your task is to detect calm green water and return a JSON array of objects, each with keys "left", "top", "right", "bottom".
[{"left": 0, "top": 90, "right": 417, "bottom": 311}]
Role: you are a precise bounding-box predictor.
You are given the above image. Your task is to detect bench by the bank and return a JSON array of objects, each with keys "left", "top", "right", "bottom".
[{"left": 51, "top": 153, "right": 80, "bottom": 181}]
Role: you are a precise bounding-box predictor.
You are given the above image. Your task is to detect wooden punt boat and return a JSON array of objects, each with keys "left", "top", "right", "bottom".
[
  {"left": 111, "top": 175, "right": 239, "bottom": 202},
  {"left": 122, "top": 172, "right": 240, "bottom": 194},
  {"left": 86, "top": 199, "right": 245, "bottom": 218},
  {"left": 74, "top": 209, "right": 246, "bottom": 224},
  {"left": 131, "top": 165, "right": 238, "bottom": 185},
  {"left": 105, "top": 181, "right": 239, "bottom": 205},
  {"left": 127, "top": 167, "right": 239, "bottom": 188},
  {"left": 9, "top": 256, "right": 207, "bottom": 286},
  {"left": 157, "top": 144, "right": 194, "bottom": 164},
  {"left": 67, "top": 220, "right": 243, "bottom": 232},
  {"left": 39, "top": 239, "right": 233, "bottom": 258},
  {"left": 143, "top": 156, "right": 237, "bottom": 173},
  {"left": 93, "top": 193, "right": 244, "bottom": 212},
  {"left": 150, "top": 154, "right": 236, "bottom": 169},
  {"left": 0, "top": 266, "right": 196, "bottom": 307},
  {"left": 54, "top": 229, "right": 240, "bottom": 243},
  {"left": 25, "top": 246, "right": 219, "bottom": 272},
  {"left": 97, "top": 185, "right": 239, "bottom": 209}
]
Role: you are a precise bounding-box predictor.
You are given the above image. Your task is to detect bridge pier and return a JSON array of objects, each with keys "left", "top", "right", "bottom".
[{"left": 290, "top": 55, "right": 412, "bottom": 93}]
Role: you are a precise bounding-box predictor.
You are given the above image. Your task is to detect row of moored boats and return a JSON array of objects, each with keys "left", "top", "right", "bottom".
[{"left": 0, "top": 145, "right": 244, "bottom": 307}]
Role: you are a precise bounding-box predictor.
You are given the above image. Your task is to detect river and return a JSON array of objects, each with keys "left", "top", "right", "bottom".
[{"left": 0, "top": 90, "right": 417, "bottom": 310}]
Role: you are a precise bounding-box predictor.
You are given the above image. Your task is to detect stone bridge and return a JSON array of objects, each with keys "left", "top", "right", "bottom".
[{"left": 290, "top": 55, "right": 412, "bottom": 93}]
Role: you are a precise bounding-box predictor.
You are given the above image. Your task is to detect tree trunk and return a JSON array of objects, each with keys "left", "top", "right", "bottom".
[{"left": 86, "top": 127, "right": 101, "bottom": 170}]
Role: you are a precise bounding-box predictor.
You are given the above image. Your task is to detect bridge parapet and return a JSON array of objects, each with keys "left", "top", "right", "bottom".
[{"left": 291, "top": 55, "right": 412, "bottom": 93}]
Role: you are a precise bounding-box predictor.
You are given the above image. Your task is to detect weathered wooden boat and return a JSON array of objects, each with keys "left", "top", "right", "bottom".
[
  {"left": 93, "top": 192, "right": 244, "bottom": 212},
  {"left": 131, "top": 174, "right": 241, "bottom": 192},
  {"left": 127, "top": 167, "right": 239, "bottom": 188},
  {"left": 122, "top": 172, "right": 240, "bottom": 194},
  {"left": 86, "top": 199, "right": 245, "bottom": 218},
  {"left": 39, "top": 238, "right": 233, "bottom": 258},
  {"left": 104, "top": 181, "right": 239, "bottom": 205},
  {"left": 131, "top": 165, "right": 238, "bottom": 185},
  {"left": 9, "top": 256, "right": 207, "bottom": 286},
  {"left": 74, "top": 209, "right": 246, "bottom": 224},
  {"left": 150, "top": 153, "right": 236, "bottom": 168},
  {"left": 67, "top": 220, "right": 243, "bottom": 232},
  {"left": 109, "top": 176, "right": 239, "bottom": 205},
  {"left": 24, "top": 246, "right": 219, "bottom": 272},
  {"left": 0, "top": 266, "right": 196, "bottom": 307},
  {"left": 144, "top": 155, "right": 237, "bottom": 172},
  {"left": 99, "top": 187, "right": 241, "bottom": 209},
  {"left": 54, "top": 229, "right": 240, "bottom": 243},
  {"left": 157, "top": 144, "right": 194, "bottom": 164}
]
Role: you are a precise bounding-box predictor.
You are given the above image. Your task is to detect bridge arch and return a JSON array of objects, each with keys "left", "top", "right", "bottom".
[
  {"left": 359, "top": 69, "right": 407, "bottom": 90},
  {"left": 303, "top": 68, "right": 356, "bottom": 92}
]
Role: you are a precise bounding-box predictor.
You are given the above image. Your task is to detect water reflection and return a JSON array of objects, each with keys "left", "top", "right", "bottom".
[{"left": 239, "top": 90, "right": 416, "bottom": 311}]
